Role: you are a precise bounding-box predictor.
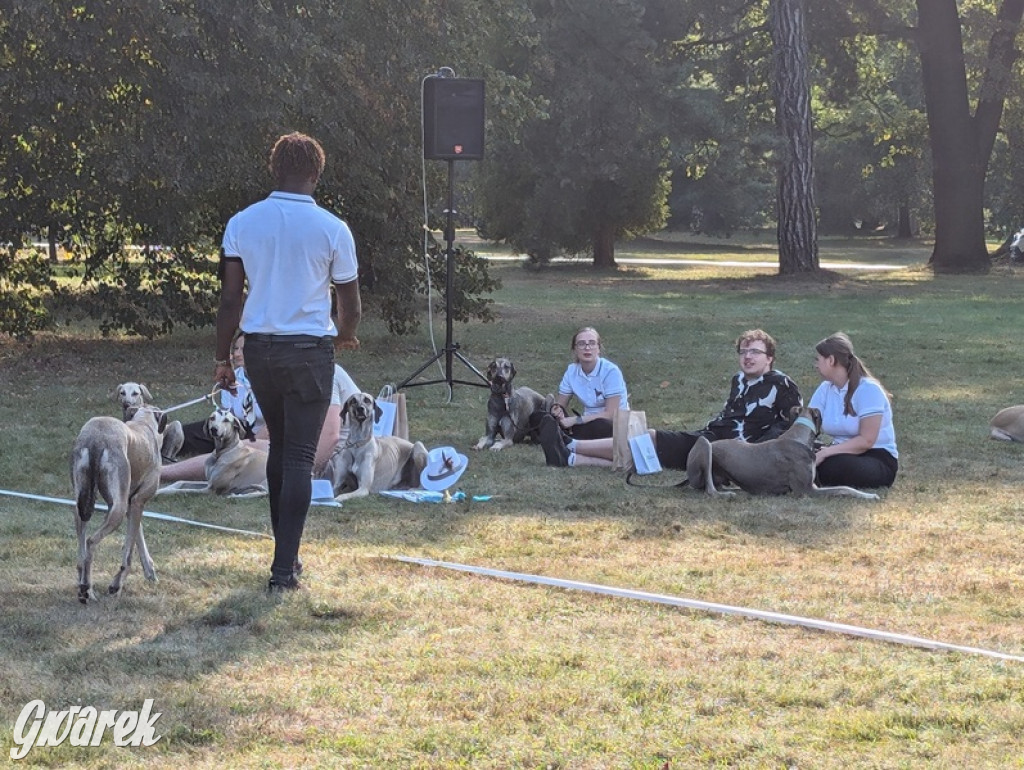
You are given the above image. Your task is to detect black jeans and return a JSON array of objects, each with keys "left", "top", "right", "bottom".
[{"left": 243, "top": 334, "right": 334, "bottom": 582}]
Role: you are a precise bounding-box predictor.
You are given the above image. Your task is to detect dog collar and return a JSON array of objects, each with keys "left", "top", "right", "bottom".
[{"left": 794, "top": 416, "right": 817, "bottom": 431}]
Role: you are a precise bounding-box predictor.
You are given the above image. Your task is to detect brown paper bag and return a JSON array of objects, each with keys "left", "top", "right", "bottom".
[
  {"left": 390, "top": 392, "right": 408, "bottom": 440},
  {"left": 612, "top": 409, "right": 648, "bottom": 471},
  {"left": 377, "top": 386, "right": 409, "bottom": 441}
]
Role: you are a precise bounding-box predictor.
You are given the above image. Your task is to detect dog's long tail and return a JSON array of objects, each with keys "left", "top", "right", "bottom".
[{"left": 70, "top": 446, "right": 100, "bottom": 522}]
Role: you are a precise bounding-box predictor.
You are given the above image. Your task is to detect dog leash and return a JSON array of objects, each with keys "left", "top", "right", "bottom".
[
  {"left": 160, "top": 385, "right": 223, "bottom": 415},
  {"left": 624, "top": 469, "right": 689, "bottom": 488},
  {"left": 389, "top": 556, "right": 1024, "bottom": 663}
]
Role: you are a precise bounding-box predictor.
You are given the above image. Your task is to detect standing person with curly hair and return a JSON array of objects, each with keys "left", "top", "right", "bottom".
[
  {"left": 810, "top": 332, "right": 898, "bottom": 490},
  {"left": 214, "top": 132, "right": 362, "bottom": 592}
]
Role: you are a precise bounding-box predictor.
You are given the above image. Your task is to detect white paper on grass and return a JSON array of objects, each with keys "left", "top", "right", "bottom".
[{"left": 629, "top": 432, "right": 662, "bottom": 474}]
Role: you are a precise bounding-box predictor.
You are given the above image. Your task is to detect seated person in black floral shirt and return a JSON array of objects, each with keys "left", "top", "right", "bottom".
[{"left": 559, "top": 329, "right": 802, "bottom": 468}]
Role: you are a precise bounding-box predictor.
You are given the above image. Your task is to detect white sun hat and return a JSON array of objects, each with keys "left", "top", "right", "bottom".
[{"left": 420, "top": 446, "right": 469, "bottom": 491}]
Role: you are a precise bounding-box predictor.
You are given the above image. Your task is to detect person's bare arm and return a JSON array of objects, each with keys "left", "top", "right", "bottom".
[
  {"left": 815, "top": 414, "right": 882, "bottom": 465},
  {"left": 314, "top": 405, "right": 342, "bottom": 475},
  {"left": 215, "top": 259, "right": 246, "bottom": 392},
  {"left": 333, "top": 279, "right": 362, "bottom": 350}
]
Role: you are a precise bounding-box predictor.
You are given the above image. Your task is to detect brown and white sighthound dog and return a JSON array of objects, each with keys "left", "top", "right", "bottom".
[
  {"left": 70, "top": 406, "right": 168, "bottom": 603},
  {"left": 474, "top": 357, "right": 553, "bottom": 451},
  {"left": 156, "top": 409, "right": 268, "bottom": 497},
  {"left": 324, "top": 392, "right": 429, "bottom": 501},
  {"left": 685, "top": 406, "right": 880, "bottom": 500},
  {"left": 203, "top": 410, "right": 268, "bottom": 496},
  {"left": 110, "top": 381, "right": 185, "bottom": 461}
]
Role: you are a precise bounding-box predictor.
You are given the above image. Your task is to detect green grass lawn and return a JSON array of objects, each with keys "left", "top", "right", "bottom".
[{"left": 1, "top": 237, "right": 1023, "bottom": 768}]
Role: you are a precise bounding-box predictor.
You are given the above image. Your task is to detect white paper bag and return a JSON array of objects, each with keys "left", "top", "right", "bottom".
[
  {"left": 629, "top": 432, "right": 662, "bottom": 475},
  {"left": 373, "top": 398, "right": 398, "bottom": 437}
]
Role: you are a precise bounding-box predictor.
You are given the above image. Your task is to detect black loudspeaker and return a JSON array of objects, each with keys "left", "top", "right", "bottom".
[{"left": 422, "top": 76, "right": 485, "bottom": 160}]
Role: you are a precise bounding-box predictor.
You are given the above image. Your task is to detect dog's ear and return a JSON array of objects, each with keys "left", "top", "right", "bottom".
[
  {"left": 788, "top": 405, "right": 801, "bottom": 423},
  {"left": 341, "top": 396, "right": 356, "bottom": 423},
  {"left": 509, "top": 360, "right": 517, "bottom": 378},
  {"left": 203, "top": 413, "right": 215, "bottom": 439},
  {"left": 809, "top": 407, "right": 822, "bottom": 432},
  {"left": 374, "top": 401, "right": 383, "bottom": 423},
  {"left": 487, "top": 360, "right": 498, "bottom": 380},
  {"left": 140, "top": 384, "right": 152, "bottom": 402}
]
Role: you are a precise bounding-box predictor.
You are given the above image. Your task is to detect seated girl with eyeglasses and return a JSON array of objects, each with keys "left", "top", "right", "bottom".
[
  {"left": 529, "top": 326, "right": 631, "bottom": 466},
  {"left": 541, "top": 329, "right": 802, "bottom": 468}
]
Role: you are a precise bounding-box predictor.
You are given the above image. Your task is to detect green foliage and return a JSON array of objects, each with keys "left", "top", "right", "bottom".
[
  {"left": 813, "top": 36, "right": 931, "bottom": 235},
  {"left": 0, "top": 245, "right": 55, "bottom": 340},
  {"left": 0, "top": 0, "right": 510, "bottom": 339},
  {"left": 475, "top": 0, "right": 674, "bottom": 266},
  {"left": 6, "top": 0, "right": 1024, "bottom": 336},
  {"left": 63, "top": 247, "right": 220, "bottom": 339}
]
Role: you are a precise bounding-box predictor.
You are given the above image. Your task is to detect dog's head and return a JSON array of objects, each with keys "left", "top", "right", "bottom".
[
  {"left": 486, "top": 357, "right": 516, "bottom": 394},
  {"left": 788, "top": 405, "right": 822, "bottom": 435},
  {"left": 111, "top": 382, "right": 152, "bottom": 413},
  {"left": 341, "top": 392, "right": 381, "bottom": 427},
  {"left": 125, "top": 405, "right": 168, "bottom": 435},
  {"left": 204, "top": 409, "right": 246, "bottom": 445}
]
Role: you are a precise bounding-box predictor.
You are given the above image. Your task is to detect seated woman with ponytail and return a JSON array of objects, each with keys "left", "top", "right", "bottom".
[{"left": 809, "top": 332, "right": 898, "bottom": 489}]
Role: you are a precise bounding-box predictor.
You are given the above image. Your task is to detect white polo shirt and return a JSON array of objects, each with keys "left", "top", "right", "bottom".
[
  {"left": 809, "top": 377, "right": 898, "bottom": 457},
  {"left": 558, "top": 358, "right": 630, "bottom": 414},
  {"left": 222, "top": 191, "right": 358, "bottom": 336},
  {"left": 330, "top": 364, "right": 360, "bottom": 407}
]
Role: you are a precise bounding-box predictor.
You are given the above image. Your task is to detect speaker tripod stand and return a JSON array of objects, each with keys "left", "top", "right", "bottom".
[{"left": 396, "top": 159, "right": 489, "bottom": 393}]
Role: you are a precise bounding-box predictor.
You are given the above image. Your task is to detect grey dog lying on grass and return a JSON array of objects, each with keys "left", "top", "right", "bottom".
[{"left": 686, "top": 406, "right": 881, "bottom": 500}]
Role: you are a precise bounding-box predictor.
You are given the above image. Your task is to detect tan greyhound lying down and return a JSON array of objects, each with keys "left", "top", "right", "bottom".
[{"left": 990, "top": 405, "right": 1024, "bottom": 442}]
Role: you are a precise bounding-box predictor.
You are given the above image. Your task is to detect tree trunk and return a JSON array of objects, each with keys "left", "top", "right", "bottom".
[
  {"left": 917, "top": 0, "right": 990, "bottom": 273},
  {"left": 592, "top": 222, "right": 617, "bottom": 268},
  {"left": 770, "top": 0, "right": 819, "bottom": 274},
  {"left": 47, "top": 223, "right": 59, "bottom": 264},
  {"left": 897, "top": 203, "right": 914, "bottom": 239}
]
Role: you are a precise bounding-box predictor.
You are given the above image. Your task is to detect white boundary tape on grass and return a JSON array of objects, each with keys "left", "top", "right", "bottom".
[
  {"left": 392, "top": 556, "right": 1024, "bottom": 663},
  {"left": 0, "top": 488, "right": 271, "bottom": 539}
]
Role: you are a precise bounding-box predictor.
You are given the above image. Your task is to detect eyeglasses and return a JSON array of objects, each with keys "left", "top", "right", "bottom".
[
  {"left": 738, "top": 348, "right": 768, "bottom": 357},
  {"left": 575, "top": 340, "right": 599, "bottom": 349}
]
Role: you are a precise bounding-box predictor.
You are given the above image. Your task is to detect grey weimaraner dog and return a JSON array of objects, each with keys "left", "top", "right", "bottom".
[{"left": 686, "top": 406, "right": 880, "bottom": 500}]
